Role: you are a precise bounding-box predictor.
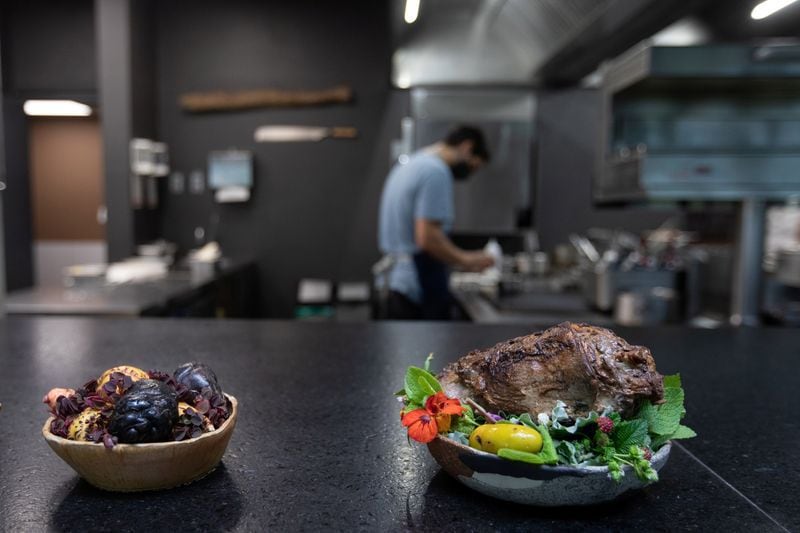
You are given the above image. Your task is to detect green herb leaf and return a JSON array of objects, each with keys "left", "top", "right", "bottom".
[
  {"left": 535, "top": 423, "right": 559, "bottom": 464},
  {"left": 497, "top": 447, "right": 550, "bottom": 464},
  {"left": 423, "top": 353, "right": 434, "bottom": 372},
  {"left": 495, "top": 424, "right": 558, "bottom": 466},
  {"left": 401, "top": 402, "right": 423, "bottom": 416},
  {"left": 403, "top": 366, "right": 442, "bottom": 404},
  {"left": 447, "top": 431, "right": 470, "bottom": 446},
  {"left": 451, "top": 405, "right": 479, "bottom": 433},
  {"left": 612, "top": 419, "right": 650, "bottom": 451},
  {"left": 417, "top": 375, "right": 437, "bottom": 398},
  {"left": 653, "top": 424, "right": 696, "bottom": 447},
  {"left": 550, "top": 410, "right": 598, "bottom": 437},
  {"left": 670, "top": 424, "right": 697, "bottom": 439},
  {"left": 517, "top": 413, "right": 537, "bottom": 429},
  {"left": 663, "top": 373, "right": 682, "bottom": 389},
  {"left": 633, "top": 373, "right": 696, "bottom": 448},
  {"left": 642, "top": 387, "right": 685, "bottom": 436},
  {"left": 556, "top": 440, "right": 579, "bottom": 465}
]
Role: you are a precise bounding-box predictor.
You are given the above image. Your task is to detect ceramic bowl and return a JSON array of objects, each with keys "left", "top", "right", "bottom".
[
  {"left": 427, "top": 434, "right": 670, "bottom": 506},
  {"left": 42, "top": 394, "right": 238, "bottom": 492}
]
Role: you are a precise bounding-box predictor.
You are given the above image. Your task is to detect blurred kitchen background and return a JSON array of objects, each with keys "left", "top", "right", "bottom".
[{"left": 3, "top": 0, "right": 800, "bottom": 327}]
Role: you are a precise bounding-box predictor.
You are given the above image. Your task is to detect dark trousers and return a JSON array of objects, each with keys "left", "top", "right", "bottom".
[
  {"left": 386, "top": 290, "right": 454, "bottom": 320},
  {"left": 386, "top": 291, "right": 423, "bottom": 320}
]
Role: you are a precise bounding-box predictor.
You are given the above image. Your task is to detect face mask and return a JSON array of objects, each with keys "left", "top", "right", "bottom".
[{"left": 450, "top": 161, "right": 472, "bottom": 181}]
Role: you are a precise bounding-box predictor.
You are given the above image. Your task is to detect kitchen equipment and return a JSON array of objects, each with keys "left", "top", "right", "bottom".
[
  {"left": 614, "top": 287, "right": 678, "bottom": 326},
  {"left": 585, "top": 268, "right": 682, "bottom": 313},
  {"left": 63, "top": 263, "right": 107, "bottom": 288},
  {"left": 254, "top": 125, "right": 357, "bottom": 143},
  {"left": 105, "top": 259, "right": 168, "bottom": 285},
  {"left": 614, "top": 292, "right": 645, "bottom": 326},
  {"left": 531, "top": 252, "right": 550, "bottom": 276},
  {"left": 776, "top": 247, "right": 800, "bottom": 287},
  {"left": 596, "top": 42, "right": 800, "bottom": 325}
]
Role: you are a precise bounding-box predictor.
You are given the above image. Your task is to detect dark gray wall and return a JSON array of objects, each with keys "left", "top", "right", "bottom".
[
  {"left": 535, "top": 88, "right": 678, "bottom": 251},
  {"left": 0, "top": 0, "right": 96, "bottom": 290},
  {"left": 155, "top": 0, "right": 394, "bottom": 317},
  {"left": 96, "top": 0, "right": 160, "bottom": 261},
  {"left": 1, "top": 0, "right": 96, "bottom": 95}
]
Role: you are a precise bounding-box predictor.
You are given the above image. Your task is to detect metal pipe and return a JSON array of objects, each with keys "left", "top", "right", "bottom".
[{"left": 730, "top": 199, "right": 766, "bottom": 326}]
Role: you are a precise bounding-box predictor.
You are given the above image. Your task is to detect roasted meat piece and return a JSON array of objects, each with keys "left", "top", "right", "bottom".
[{"left": 439, "top": 322, "right": 663, "bottom": 418}]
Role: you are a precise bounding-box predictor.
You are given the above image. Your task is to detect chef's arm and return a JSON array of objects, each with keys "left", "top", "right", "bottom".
[{"left": 415, "top": 219, "right": 494, "bottom": 272}]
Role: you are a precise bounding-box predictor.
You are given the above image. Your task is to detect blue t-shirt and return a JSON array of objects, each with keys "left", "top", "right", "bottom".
[{"left": 378, "top": 152, "right": 454, "bottom": 304}]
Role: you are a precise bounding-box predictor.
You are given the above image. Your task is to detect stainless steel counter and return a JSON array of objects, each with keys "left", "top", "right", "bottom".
[
  {"left": 453, "top": 289, "right": 613, "bottom": 325},
  {"left": 5, "top": 260, "right": 256, "bottom": 317}
]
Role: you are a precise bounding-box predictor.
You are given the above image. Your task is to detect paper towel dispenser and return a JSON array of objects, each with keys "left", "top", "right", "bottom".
[{"left": 208, "top": 150, "right": 253, "bottom": 203}]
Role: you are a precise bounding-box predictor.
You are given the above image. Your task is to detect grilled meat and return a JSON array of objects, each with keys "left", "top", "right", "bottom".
[{"left": 439, "top": 322, "right": 663, "bottom": 418}]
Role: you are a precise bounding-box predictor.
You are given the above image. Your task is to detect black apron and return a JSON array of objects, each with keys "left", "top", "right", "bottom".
[{"left": 413, "top": 251, "right": 452, "bottom": 320}]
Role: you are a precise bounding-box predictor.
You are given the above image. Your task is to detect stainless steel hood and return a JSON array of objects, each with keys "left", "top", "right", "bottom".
[
  {"left": 596, "top": 43, "right": 800, "bottom": 203},
  {"left": 392, "top": 0, "right": 615, "bottom": 86},
  {"left": 390, "top": 0, "right": 705, "bottom": 87}
]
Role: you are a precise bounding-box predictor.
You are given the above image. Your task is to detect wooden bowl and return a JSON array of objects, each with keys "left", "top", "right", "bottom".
[
  {"left": 42, "top": 394, "right": 238, "bottom": 492},
  {"left": 427, "top": 434, "right": 670, "bottom": 506}
]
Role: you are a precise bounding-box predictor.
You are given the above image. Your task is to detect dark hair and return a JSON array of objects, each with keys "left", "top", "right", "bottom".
[{"left": 443, "top": 125, "right": 490, "bottom": 163}]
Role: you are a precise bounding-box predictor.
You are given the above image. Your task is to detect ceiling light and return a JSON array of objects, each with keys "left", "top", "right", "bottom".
[
  {"left": 23, "top": 100, "right": 92, "bottom": 117},
  {"left": 404, "top": 0, "right": 420, "bottom": 24},
  {"left": 751, "top": 0, "right": 798, "bottom": 20}
]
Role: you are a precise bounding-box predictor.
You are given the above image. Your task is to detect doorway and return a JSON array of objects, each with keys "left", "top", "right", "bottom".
[{"left": 28, "top": 116, "right": 105, "bottom": 286}]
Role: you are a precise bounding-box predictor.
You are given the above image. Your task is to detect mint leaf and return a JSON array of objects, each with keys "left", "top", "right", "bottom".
[
  {"left": 640, "top": 395, "right": 682, "bottom": 436},
  {"left": 403, "top": 366, "right": 442, "bottom": 404},
  {"left": 612, "top": 419, "right": 650, "bottom": 451},
  {"left": 635, "top": 373, "right": 696, "bottom": 448},
  {"left": 663, "top": 373, "right": 682, "bottom": 389},
  {"left": 670, "top": 424, "right": 697, "bottom": 440}
]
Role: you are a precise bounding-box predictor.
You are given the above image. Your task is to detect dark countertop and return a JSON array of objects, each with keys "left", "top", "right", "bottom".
[{"left": 0, "top": 318, "right": 795, "bottom": 532}]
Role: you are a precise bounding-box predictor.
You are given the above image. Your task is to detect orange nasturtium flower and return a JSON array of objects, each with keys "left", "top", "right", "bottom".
[
  {"left": 425, "top": 391, "right": 464, "bottom": 417},
  {"left": 401, "top": 409, "right": 438, "bottom": 443},
  {"left": 401, "top": 392, "right": 465, "bottom": 443}
]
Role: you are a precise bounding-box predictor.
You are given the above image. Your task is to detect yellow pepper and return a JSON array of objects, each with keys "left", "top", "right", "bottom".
[{"left": 468, "top": 423, "right": 543, "bottom": 454}]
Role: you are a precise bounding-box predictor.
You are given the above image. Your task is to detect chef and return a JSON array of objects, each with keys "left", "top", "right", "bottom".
[{"left": 377, "top": 125, "right": 494, "bottom": 320}]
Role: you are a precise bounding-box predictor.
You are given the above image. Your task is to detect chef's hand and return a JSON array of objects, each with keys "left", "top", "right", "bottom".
[{"left": 461, "top": 251, "right": 496, "bottom": 272}]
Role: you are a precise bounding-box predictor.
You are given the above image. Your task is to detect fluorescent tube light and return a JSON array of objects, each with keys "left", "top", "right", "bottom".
[
  {"left": 751, "top": 0, "right": 798, "bottom": 19},
  {"left": 404, "top": 0, "right": 420, "bottom": 24},
  {"left": 23, "top": 100, "right": 92, "bottom": 117}
]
